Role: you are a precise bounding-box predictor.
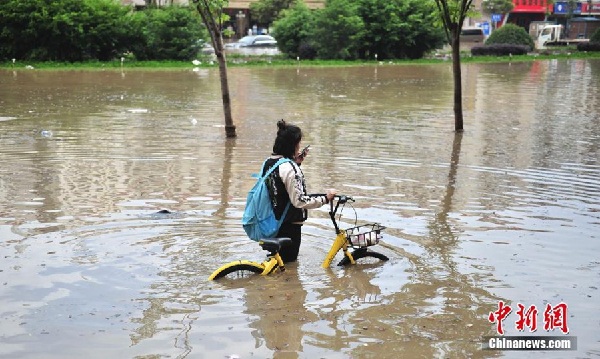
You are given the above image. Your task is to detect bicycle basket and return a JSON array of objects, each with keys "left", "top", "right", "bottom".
[{"left": 345, "top": 223, "right": 385, "bottom": 248}]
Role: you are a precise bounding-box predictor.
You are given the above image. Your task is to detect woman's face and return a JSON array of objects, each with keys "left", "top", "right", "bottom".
[{"left": 295, "top": 141, "right": 301, "bottom": 155}]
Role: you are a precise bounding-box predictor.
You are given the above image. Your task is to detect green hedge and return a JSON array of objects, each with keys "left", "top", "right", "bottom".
[
  {"left": 0, "top": 0, "right": 135, "bottom": 61},
  {"left": 591, "top": 27, "right": 600, "bottom": 43},
  {"left": 471, "top": 44, "right": 530, "bottom": 56},
  {"left": 577, "top": 42, "right": 600, "bottom": 52},
  {"left": 576, "top": 28, "right": 600, "bottom": 52}
]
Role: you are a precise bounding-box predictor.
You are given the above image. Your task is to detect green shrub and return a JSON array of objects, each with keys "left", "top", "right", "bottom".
[
  {"left": 297, "top": 42, "right": 317, "bottom": 60},
  {"left": 130, "top": 7, "right": 208, "bottom": 61},
  {"left": 485, "top": 23, "right": 534, "bottom": 51},
  {"left": 271, "top": 1, "right": 315, "bottom": 58},
  {"left": 313, "top": 0, "right": 363, "bottom": 59},
  {"left": 354, "top": 0, "right": 446, "bottom": 60},
  {"left": 273, "top": 0, "right": 445, "bottom": 60}
]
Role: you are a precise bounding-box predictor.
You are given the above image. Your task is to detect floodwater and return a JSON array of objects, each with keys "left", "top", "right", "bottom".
[{"left": 0, "top": 60, "right": 599, "bottom": 359}]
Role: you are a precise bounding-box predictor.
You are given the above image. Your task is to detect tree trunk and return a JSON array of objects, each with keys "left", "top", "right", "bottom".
[
  {"left": 214, "top": 35, "right": 237, "bottom": 138},
  {"left": 193, "top": 2, "right": 237, "bottom": 138},
  {"left": 451, "top": 33, "right": 464, "bottom": 132}
]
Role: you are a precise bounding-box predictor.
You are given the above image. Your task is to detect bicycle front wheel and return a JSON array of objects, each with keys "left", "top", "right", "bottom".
[
  {"left": 337, "top": 249, "right": 389, "bottom": 266},
  {"left": 208, "top": 260, "right": 265, "bottom": 280}
]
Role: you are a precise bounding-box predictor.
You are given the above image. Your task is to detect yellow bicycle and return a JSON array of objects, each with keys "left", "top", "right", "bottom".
[{"left": 208, "top": 195, "right": 389, "bottom": 280}]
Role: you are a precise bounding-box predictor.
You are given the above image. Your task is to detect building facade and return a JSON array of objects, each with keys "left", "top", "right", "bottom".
[{"left": 500, "top": 0, "right": 598, "bottom": 36}]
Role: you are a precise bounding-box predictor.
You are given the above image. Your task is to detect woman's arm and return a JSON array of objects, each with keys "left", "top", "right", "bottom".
[{"left": 279, "top": 162, "right": 328, "bottom": 209}]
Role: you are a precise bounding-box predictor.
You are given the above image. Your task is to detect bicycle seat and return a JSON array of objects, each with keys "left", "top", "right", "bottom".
[{"left": 259, "top": 237, "right": 292, "bottom": 252}]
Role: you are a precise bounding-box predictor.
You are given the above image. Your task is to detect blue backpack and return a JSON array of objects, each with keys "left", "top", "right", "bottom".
[{"left": 242, "top": 158, "right": 292, "bottom": 241}]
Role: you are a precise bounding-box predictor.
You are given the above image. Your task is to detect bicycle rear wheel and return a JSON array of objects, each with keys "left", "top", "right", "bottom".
[
  {"left": 209, "top": 260, "right": 265, "bottom": 280},
  {"left": 337, "top": 248, "right": 389, "bottom": 266}
]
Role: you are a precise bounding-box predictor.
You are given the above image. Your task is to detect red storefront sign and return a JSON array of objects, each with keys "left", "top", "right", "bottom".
[
  {"left": 511, "top": 0, "right": 552, "bottom": 13},
  {"left": 581, "top": 2, "right": 600, "bottom": 15}
]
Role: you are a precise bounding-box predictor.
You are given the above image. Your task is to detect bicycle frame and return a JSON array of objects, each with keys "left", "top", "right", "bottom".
[
  {"left": 258, "top": 252, "right": 285, "bottom": 275},
  {"left": 322, "top": 230, "right": 356, "bottom": 267},
  {"left": 321, "top": 195, "right": 357, "bottom": 268}
]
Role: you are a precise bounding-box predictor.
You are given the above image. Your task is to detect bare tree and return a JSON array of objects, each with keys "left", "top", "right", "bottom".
[
  {"left": 191, "top": 0, "right": 237, "bottom": 138},
  {"left": 433, "top": 0, "right": 475, "bottom": 132}
]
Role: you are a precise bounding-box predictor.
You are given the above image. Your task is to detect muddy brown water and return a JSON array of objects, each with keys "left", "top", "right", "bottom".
[{"left": 1, "top": 60, "right": 599, "bottom": 358}]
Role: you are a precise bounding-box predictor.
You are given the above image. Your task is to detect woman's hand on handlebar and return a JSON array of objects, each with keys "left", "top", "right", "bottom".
[
  {"left": 326, "top": 189, "right": 336, "bottom": 203},
  {"left": 311, "top": 192, "right": 351, "bottom": 204}
]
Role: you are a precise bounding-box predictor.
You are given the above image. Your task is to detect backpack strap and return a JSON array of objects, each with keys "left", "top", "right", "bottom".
[{"left": 261, "top": 157, "right": 292, "bottom": 178}]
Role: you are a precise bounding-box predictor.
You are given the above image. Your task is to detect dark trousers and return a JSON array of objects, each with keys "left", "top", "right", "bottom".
[{"left": 276, "top": 222, "right": 302, "bottom": 263}]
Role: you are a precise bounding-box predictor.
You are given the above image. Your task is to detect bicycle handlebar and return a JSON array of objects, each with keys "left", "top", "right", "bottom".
[
  {"left": 309, "top": 194, "right": 356, "bottom": 234},
  {"left": 311, "top": 194, "right": 354, "bottom": 203},
  {"left": 333, "top": 194, "right": 353, "bottom": 204}
]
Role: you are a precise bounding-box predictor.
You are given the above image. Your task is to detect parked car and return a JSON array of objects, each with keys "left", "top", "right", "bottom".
[
  {"left": 460, "top": 27, "right": 486, "bottom": 43},
  {"left": 236, "top": 35, "right": 277, "bottom": 48}
]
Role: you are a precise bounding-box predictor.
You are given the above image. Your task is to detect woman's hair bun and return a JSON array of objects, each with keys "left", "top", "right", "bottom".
[
  {"left": 277, "top": 119, "right": 286, "bottom": 130},
  {"left": 272, "top": 119, "right": 302, "bottom": 158}
]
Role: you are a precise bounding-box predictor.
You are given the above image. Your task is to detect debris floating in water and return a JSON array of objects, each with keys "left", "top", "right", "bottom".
[
  {"left": 41, "top": 130, "right": 53, "bottom": 137},
  {"left": 127, "top": 108, "right": 148, "bottom": 114}
]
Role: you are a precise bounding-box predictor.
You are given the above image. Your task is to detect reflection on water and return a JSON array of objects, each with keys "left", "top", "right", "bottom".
[{"left": 1, "top": 60, "right": 599, "bottom": 358}]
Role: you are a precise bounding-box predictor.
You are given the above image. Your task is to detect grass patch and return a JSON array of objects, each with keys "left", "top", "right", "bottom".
[{"left": 2, "top": 50, "right": 600, "bottom": 70}]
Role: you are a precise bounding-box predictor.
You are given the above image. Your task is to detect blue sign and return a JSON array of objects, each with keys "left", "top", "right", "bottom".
[
  {"left": 482, "top": 21, "right": 490, "bottom": 36},
  {"left": 554, "top": 1, "right": 582, "bottom": 14},
  {"left": 491, "top": 14, "right": 502, "bottom": 22}
]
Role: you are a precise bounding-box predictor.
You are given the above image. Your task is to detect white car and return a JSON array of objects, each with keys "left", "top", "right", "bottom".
[{"left": 236, "top": 35, "right": 277, "bottom": 48}]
